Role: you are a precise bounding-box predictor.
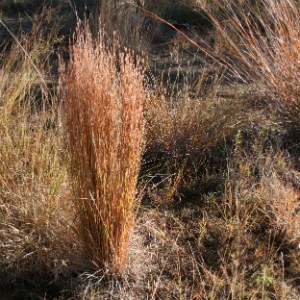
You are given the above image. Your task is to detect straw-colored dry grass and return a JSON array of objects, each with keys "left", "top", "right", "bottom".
[
  {"left": 0, "top": 19, "right": 73, "bottom": 290},
  {"left": 2, "top": 0, "right": 300, "bottom": 298},
  {"left": 97, "top": 0, "right": 154, "bottom": 56},
  {"left": 61, "top": 24, "right": 145, "bottom": 274},
  {"left": 207, "top": 0, "right": 300, "bottom": 124},
  {"left": 193, "top": 144, "right": 300, "bottom": 299}
]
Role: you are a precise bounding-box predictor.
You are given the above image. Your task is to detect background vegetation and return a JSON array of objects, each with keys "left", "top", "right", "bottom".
[{"left": 1, "top": 0, "right": 300, "bottom": 299}]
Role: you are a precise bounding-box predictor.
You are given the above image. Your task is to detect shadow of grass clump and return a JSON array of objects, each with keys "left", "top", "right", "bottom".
[
  {"left": 1, "top": 0, "right": 54, "bottom": 15},
  {"left": 150, "top": 0, "right": 211, "bottom": 26}
]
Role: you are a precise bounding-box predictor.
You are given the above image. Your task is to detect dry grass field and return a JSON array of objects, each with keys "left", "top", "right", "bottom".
[{"left": 1, "top": 0, "right": 300, "bottom": 299}]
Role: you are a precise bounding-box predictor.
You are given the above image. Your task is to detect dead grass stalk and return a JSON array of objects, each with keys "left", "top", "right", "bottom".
[{"left": 61, "top": 24, "right": 145, "bottom": 274}]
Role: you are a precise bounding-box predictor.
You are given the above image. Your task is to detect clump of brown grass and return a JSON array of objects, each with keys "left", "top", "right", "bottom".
[
  {"left": 97, "top": 0, "right": 154, "bottom": 56},
  {"left": 61, "top": 24, "right": 145, "bottom": 274},
  {"left": 0, "top": 20, "right": 72, "bottom": 284},
  {"left": 254, "top": 154, "right": 300, "bottom": 246},
  {"left": 143, "top": 75, "right": 258, "bottom": 200},
  {"left": 208, "top": 0, "right": 300, "bottom": 124},
  {"left": 194, "top": 141, "right": 300, "bottom": 299}
]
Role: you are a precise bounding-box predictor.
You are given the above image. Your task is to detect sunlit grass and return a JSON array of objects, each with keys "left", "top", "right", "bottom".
[{"left": 61, "top": 24, "right": 145, "bottom": 274}]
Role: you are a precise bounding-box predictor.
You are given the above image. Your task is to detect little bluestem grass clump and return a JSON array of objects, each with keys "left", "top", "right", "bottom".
[{"left": 61, "top": 24, "right": 145, "bottom": 274}]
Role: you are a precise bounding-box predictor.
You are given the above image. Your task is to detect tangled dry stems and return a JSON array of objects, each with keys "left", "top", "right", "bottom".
[
  {"left": 210, "top": 0, "right": 300, "bottom": 123},
  {"left": 61, "top": 25, "right": 145, "bottom": 274},
  {"left": 1, "top": 0, "right": 300, "bottom": 298},
  {"left": 0, "top": 23, "right": 72, "bottom": 283}
]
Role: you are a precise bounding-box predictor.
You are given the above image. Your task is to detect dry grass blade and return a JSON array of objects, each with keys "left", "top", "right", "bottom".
[
  {"left": 61, "top": 24, "right": 145, "bottom": 274},
  {"left": 0, "top": 15, "right": 71, "bottom": 286},
  {"left": 209, "top": 0, "right": 300, "bottom": 123},
  {"left": 0, "top": 19, "right": 48, "bottom": 90}
]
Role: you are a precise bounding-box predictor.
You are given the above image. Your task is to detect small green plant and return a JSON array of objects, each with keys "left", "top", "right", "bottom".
[{"left": 255, "top": 267, "right": 274, "bottom": 299}]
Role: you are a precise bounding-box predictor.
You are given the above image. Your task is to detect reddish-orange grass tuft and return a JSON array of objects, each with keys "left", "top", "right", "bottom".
[{"left": 60, "top": 25, "right": 145, "bottom": 274}]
